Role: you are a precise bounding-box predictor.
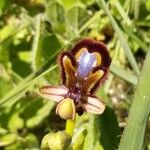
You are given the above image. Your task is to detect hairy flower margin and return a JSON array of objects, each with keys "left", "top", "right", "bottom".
[{"left": 39, "top": 39, "right": 111, "bottom": 120}]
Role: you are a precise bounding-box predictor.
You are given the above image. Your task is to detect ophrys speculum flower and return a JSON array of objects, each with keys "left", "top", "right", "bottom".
[{"left": 40, "top": 39, "right": 111, "bottom": 120}]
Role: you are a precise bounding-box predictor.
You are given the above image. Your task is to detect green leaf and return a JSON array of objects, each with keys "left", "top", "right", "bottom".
[
  {"left": 20, "top": 98, "right": 54, "bottom": 128},
  {"left": 146, "top": 0, "right": 150, "bottom": 11},
  {"left": 46, "top": 2, "right": 66, "bottom": 34},
  {"left": 72, "top": 129, "right": 87, "bottom": 150},
  {"left": 123, "top": 27, "right": 149, "bottom": 52},
  {"left": 8, "top": 108, "right": 24, "bottom": 132},
  {"left": 21, "top": 133, "right": 39, "bottom": 149},
  {"left": 32, "top": 15, "right": 42, "bottom": 71},
  {"left": 0, "top": 24, "right": 15, "bottom": 42},
  {"left": 97, "top": 0, "right": 140, "bottom": 76},
  {"left": 0, "top": 133, "right": 17, "bottom": 147},
  {"left": 0, "top": 0, "right": 11, "bottom": 11},
  {"left": 11, "top": 59, "right": 32, "bottom": 77},
  {"left": 0, "top": 77, "right": 14, "bottom": 99},
  {"left": 65, "top": 7, "right": 79, "bottom": 38},
  {"left": 61, "top": 0, "right": 76, "bottom": 10},
  {"left": 5, "top": 133, "right": 39, "bottom": 150},
  {"left": 110, "top": 64, "right": 138, "bottom": 85},
  {"left": 34, "top": 34, "right": 62, "bottom": 69},
  {"left": 0, "top": 101, "right": 24, "bottom": 132},
  {"left": 0, "top": 97, "right": 54, "bottom": 132},
  {"left": 96, "top": 89, "right": 121, "bottom": 150},
  {"left": 0, "top": 45, "right": 10, "bottom": 68},
  {"left": 119, "top": 51, "right": 150, "bottom": 150},
  {"left": 61, "top": 0, "right": 84, "bottom": 10},
  {"left": 98, "top": 107, "right": 120, "bottom": 150},
  {"left": 83, "top": 115, "right": 95, "bottom": 150}
]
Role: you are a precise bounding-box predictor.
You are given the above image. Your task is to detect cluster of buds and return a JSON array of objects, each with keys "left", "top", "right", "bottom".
[
  {"left": 41, "top": 131, "right": 71, "bottom": 150},
  {"left": 40, "top": 39, "right": 111, "bottom": 120}
]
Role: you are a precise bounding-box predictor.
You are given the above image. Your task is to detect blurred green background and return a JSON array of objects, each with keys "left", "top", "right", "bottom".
[{"left": 0, "top": 0, "right": 150, "bottom": 149}]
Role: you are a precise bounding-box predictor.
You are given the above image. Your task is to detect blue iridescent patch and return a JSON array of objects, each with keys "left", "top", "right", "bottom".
[{"left": 77, "top": 51, "right": 96, "bottom": 78}]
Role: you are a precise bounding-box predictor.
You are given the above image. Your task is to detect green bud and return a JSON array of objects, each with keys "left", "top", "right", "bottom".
[
  {"left": 56, "top": 98, "right": 75, "bottom": 120},
  {"left": 41, "top": 131, "right": 71, "bottom": 150},
  {"left": 41, "top": 133, "right": 52, "bottom": 150}
]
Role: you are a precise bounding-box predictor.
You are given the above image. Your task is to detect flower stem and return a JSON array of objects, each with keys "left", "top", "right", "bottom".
[{"left": 65, "top": 117, "right": 76, "bottom": 137}]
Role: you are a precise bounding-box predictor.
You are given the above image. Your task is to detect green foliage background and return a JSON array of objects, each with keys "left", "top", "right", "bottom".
[{"left": 0, "top": 0, "right": 150, "bottom": 149}]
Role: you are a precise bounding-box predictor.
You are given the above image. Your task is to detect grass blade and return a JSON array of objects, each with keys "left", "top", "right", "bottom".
[
  {"left": 97, "top": 89, "right": 121, "bottom": 150},
  {"left": 118, "top": 50, "right": 150, "bottom": 150},
  {"left": 97, "top": 0, "right": 140, "bottom": 76},
  {"left": 110, "top": 64, "right": 138, "bottom": 85},
  {"left": 32, "top": 14, "right": 42, "bottom": 71}
]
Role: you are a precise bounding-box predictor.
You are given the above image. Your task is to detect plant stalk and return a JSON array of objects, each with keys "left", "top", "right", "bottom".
[{"left": 66, "top": 117, "right": 76, "bottom": 137}]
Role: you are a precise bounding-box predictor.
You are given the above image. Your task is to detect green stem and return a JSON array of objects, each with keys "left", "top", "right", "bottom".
[
  {"left": 32, "top": 14, "right": 42, "bottom": 71},
  {"left": 66, "top": 117, "right": 76, "bottom": 137}
]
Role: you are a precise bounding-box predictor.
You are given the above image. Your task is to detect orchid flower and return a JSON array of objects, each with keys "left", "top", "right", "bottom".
[{"left": 39, "top": 39, "right": 111, "bottom": 120}]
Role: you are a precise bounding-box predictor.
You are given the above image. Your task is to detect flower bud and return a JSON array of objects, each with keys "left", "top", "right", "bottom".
[
  {"left": 41, "top": 131, "right": 71, "bottom": 150},
  {"left": 56, "top": 98, "right": 75, "bottom": 120},
  {"left": 41, "top": 133, "right": 52, "bottom": 150}
]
